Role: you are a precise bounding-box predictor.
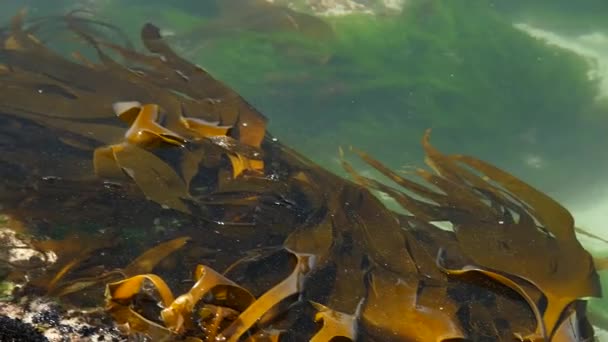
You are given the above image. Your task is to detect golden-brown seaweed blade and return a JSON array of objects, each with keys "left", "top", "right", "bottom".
[
  {"left": 446, "top": 154, "right": 601, "bottom": 339},
  {"left": 161, "top": 264, "right": 255, "bottom": 335},
  {"left": 310, "top": 302, "right": 357, "bottom": 342},
  {"left": 140, "top": 22, "right": 268, "bottom": 148},
  {"left": 345, "top": 132, "right": 601, "bottom": 340},
  {"left": 111, "top": 143, "right": 193, "bottom": 213},
  {"left": 219, "top": 252, "right": 314, "bottom": 341},
  {"left": 105, "top": 274, "right": 176, "bottom": 340},
  {"left": 2, "top": 10, "right": 601, "bottom": 342},
  {"left": 360, "top": 268, "right": 463, "bottom": 342}
]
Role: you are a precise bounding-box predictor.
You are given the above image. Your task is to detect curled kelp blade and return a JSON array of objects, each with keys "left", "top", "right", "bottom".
[
  {"left": 359, "top": 268, "right": 464, "bottom": 342},
  {"left": 310, "top": 302, "right": 357, "bottom": 342},
  {"left": 420, "top": 133, "right": 600, "bottom": 339},
  {"left": 219, "top": 252, "right": 315, "bottom": 341},
  {"left": 1, "top": 11, "right": 271, "bottom": 216},
  {"left": 436, "top": 252, "right": 547, "bottom": 340},
  {"left": 105, "top": 274, "right": 176, "bottom": 340},
  {"left": 30, "top": 233, "right": 116, "bottom": 293},
  {"left": 340, "top": 149, "right": 448, "bottom": 223},
  {"left": 106, "top": 253, "right": 314, "bottom": 341},
  {"left": 441, "top": 161, "right": 600, "bottom": 337},
  {"left": 344, "top": 131, "right": 601, "bottom": 339},
  {"left": 97, "top": 142, "right": 193, "bottom": 213},
  {"left": 161, "top": 264, "right": 255, "bottom": 335},
  {"left": 139, "top": 22, "right": 268, "bottom": 148},
  {"left": 47, "top": 236, "right": 190, "bottom": 298},
  {"left": 123, "top": 236, "right": 191, "bottom": 277},
  {"left": 2, "top": 11, "right": 268, "bottom": 145},
  {"left": 551, "top": 301, "right": 595, "bottom": 342},
  {"left": 120, "top": 103, "right": 187, "bottom": 147},
  {"left": 338, "top": 183, "right": 419, "bottom": 276}
]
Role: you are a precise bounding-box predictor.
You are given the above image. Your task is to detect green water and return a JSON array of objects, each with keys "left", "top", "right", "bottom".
[
  {"left": 2, "top": 0, "right": 608, "bottom": 338},
  {"left": 88, "top": 0, "right": 608, "bottom": 202}
]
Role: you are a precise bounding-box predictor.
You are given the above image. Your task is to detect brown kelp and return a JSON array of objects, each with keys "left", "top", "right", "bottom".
[{"left": 0, "top": 10, "right": 604, "bottom": 342}]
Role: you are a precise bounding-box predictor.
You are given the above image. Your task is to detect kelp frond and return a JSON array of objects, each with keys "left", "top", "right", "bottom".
[
  {"left": 0, "top": 10, "right": 603, "bottom": 342},
  {"left": 0, "top": 11, "right": 267, "bottom": 214},
  {"left": 342, "top": 129, "right": 601, "bottom": 341}
]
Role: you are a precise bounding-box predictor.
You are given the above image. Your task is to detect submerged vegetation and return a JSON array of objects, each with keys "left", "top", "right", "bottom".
[
  {"left": 0, "top": 7, "right": 606, "bottom": 341},
  {"left": 154, "top": 0, "right": 606, "bottom": 185}
]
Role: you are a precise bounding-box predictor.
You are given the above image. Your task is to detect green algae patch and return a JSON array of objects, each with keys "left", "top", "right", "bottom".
[
  {"left": 0, "top": 280, "right": 15, "bottom": 301},
  {"left": 172, "top": 1, "right": 600, "bottom": 186}
]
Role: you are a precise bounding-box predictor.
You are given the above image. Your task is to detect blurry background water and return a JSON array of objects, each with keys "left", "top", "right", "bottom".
[{"left": 2, "top": 0, "right": 608, "bottom": 335}]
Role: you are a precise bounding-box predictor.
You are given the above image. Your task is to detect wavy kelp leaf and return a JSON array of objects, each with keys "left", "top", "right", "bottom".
[
  {"left": 180, "top": 144, "right": 209, "bottom": 189},
  {"left": 140, "top": 23, "right": 268, "bottom": 148},
  {"left": 108, "top": 143, "right": 192, "bottom": 213},
  {"left": 551, "top": 301, "right": 595, "bottom": 342},
  {"left": 123, "top": 236, "right": 191, "bottom": 277},
  {"left": 119, "top": 103, "right": 187, "bottom": 147},
  {"left": 106, "top": 254, "right": 312, "bottom": 341},
  {"left": 1, "top": 12, "right": 270, "bottom": 215},
  {"left": 347, "top": 131, "right": 600, "bottom": 340},
  {"left": 49, "top": 236, "right": 190, "bottom": 298},
  {"left": 182, "top": 117, "right": 231, "bottom": 137},
  {"left": 205, "top": 136, "right": 264, "bottom": 160},
  {"left": 233, "top": 107, "right": 268, "bottom": 149},
  {"left": 112, "top": 101, "right": 264, "bottom": 181},
  {"left": 415, "top": 133, "right": 599, "bottom": 339},
  {"left": 436, "top": 258, "right": 546, "bottom": 340},
  {"left": 93, "top": 145, "right": 127, "bottom": 180},
  {"left": 360, "top": 268, "right": 463, "bottom": 342},
  {"left": 226, "top": 153, "right": 264, "bottom": 178},
  {"left": 2, "top": 11, "right": 268, "bottom": 143},
  {"left": 338, "top": 183, "right": 418, "bottom": 276},
  {"left": 31, "top": 234, "right": 116, "bottom": 294},
  {"left": 51, "top": 271, "right": 124, "bottom": 298},
  {"left": 349, "top": 147, "right": 447, "bottom": 205},
  {"left": 310, "top": 302, "right": 357, "bottom": 342},
  {"left": 105, "top": 274, "right": 176, "bottom": 340},
  {"left": 445, "top": 154, "right": 601, "bottom": 338},
  {"left": 283, "top": 215, "right": 333, "bottom": 259},
  {"left": 161, "top": 264, "right": 255, "bottom": 334},
  {"left": 219, "top": 252, "right": 314, "bottom": 341},
  {"left": 0, "top": 104, "right": 124, "bottom": 145},
  {"left": 340, "top": 150, "right": 447, "bottom": 224}
]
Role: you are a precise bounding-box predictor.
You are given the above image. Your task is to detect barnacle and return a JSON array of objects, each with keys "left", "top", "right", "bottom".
[{"left": 0, "top": 9, "right": 605, "bottom": 342}]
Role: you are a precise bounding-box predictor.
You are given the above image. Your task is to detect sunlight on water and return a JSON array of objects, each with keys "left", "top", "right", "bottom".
[{"left": 515, "top": 22, "right": 608, "bottom": 100}]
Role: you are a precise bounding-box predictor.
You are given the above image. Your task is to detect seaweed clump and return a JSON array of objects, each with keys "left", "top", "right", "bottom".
[{"left": 0, "top": 10, "right": 604, "bottom": 342}]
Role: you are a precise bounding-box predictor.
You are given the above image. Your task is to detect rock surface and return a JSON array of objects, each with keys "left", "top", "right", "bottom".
[{"left": 0, "top": 298, "right": 124, "bottom": 342}]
